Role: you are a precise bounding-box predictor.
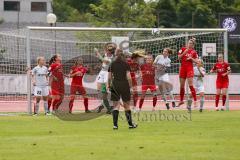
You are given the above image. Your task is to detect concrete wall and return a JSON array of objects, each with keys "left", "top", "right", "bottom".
[
  {"left": 0, "top": 0, "right": 52, "bottom": 22},
  {"left": 1, "top": 74, "right": 239, "bottom": 94}
]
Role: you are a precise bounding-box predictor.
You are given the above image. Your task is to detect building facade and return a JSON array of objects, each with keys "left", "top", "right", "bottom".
[{"left": 0, "top": 0, "right": 52, "bottom": 23}]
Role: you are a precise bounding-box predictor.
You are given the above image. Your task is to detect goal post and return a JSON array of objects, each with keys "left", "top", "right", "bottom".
[
  {"left": 0, "top": 27, "right": 230, "bottom": 114},
  {"left": 25, "top": 27, "right": 229, "bottom": 114}
]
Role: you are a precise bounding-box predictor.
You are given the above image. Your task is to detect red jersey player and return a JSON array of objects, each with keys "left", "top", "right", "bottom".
[
  {"left": 126, "top": 52, "right": 142, "bottom": 111},
  {"left": 210, "top": 54, "right": 231, "bottom": 111},
  {"left": 138, "top": 55, "right": 157, "bottom": 111},
  {"left": 48, "top": 54, "right": 64, "bottom": 112},
  {"left": 69, "top": 58, "right": 90, "bottom": 113},
  {"left": 178, "top": 38, "right": 199, "bottom": 109}
]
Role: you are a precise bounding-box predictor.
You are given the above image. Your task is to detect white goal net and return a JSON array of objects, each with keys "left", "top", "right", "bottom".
[{"left": 1, "top": 27, "right": 237, "bottom": 113}]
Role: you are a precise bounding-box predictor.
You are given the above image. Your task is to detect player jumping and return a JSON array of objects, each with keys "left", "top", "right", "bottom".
[
  {"left": 138, "top": 54, "right": 157, "bottom": 111},
  {"left": 69, "top": 58, "right": 90, "bottom": 113},
  {"left": 210, "top": 54, "right": 231, "bottom": 111},
  {"left": 126, "top": 50, "right": 144, "bottom": 112},
  {"left": 95, "top": 43, "right": 116, "bottom": 114},
  {"left": 187, "top": 59, "right": 206, "bottom": 112},
  {"left": 48, "top": 54, "right": 64, "bottom": 112},
  {"left": 178, "top": 38, "right": 199, "bottom": 108},
  {"left": 154, "top": 48, "right": 176, "bottom": 110},
  {"left": 32, "top": 57, "right": 50, "bottom": 115}
]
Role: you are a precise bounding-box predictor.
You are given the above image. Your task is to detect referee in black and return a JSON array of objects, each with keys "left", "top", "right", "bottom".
[{"left": 108, "top": 48, "right": 137, "bottom": 130}]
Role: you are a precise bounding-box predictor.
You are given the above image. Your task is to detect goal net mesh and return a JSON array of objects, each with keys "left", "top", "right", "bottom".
[{"left": 0, "top": 28, "right": 236, "bottom": 113}]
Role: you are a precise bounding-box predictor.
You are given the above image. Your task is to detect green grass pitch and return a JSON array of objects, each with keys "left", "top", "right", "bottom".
[{"left": 0, "top": 110, "right": 240, "bottom": 160}]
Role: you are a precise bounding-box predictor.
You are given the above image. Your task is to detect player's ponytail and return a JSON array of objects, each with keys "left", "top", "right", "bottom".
[{"left": 49, "top": 55, "right": 57, "bottom": 65}]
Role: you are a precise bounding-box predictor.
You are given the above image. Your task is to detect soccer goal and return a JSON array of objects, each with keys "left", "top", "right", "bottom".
[{"left": 0, "top": 27, "right": 234, "bottom": 114}]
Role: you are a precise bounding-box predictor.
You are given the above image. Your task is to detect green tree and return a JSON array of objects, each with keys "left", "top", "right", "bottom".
[
  {"left": 155, "top": 0, "right": 177, "bottom": 27},
  {"left": 52, "top": 0, "right": 83, "bottom": 22},
  {"left": 86, "top": 0, "right": 156, "bottom": 27},
  {"left": 176, "top": 0, "right": 216, "bottom": 28},
  {"left": 66, "top": 0, "right": 100, "bottom": 13}
]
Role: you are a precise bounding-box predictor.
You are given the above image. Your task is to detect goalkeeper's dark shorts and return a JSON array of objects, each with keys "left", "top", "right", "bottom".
[{"left": 110, "top": 80, "right": 130, "bottom": 102}]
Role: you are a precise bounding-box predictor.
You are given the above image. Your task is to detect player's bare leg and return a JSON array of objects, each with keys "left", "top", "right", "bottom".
[{"left": 178, "top": 78, "right": 186, "bottom": 107}]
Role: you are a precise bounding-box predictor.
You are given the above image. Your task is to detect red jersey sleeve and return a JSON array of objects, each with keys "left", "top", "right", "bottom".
[
  {"left": 192, "top": 50, "right": 198, "bottom": 59},
  {"left": 178, "top": 47, "right": 186, "bottom": 55}
]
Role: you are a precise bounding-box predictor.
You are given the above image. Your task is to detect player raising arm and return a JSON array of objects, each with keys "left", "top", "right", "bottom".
[
  {"left": 154, "top": 48, "right": 176, "bottom": 110},
  {"left": 178, "top": 38, "right": 199, "bottom": 108},
  {"left": 69, "top": 58, "right": 90, "bottom": 113},
  {"left": 95, "top": 43, "right": 116, "bottom": 114},
  {"left": 138, "top": 54, "right": 157, "bottom": 111},
  {"left": 32, "top": 57, "right": 50, "bottom": 115},
  {"left": 210, "top": 54, "right": 231, "bottom": 111},
  {"left": 48, "top": 54, "right": 64, "bottom": 112}
]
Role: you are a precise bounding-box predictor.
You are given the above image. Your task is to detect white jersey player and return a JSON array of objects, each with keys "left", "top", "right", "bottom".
[
  {"left": 188, "top": 59, "right": 205, "bottom": 112},
  {"left": 32, "top": 57, "right": 50, "bottom": 115},
  {"left": 94, "top": 43, "right": 116, "bottom": 113},
  {"left": 154, "top": 48, "right": 175, "bottom": 109}
]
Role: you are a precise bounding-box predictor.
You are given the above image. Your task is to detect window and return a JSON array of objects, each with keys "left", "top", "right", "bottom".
[
  {"left": 4, "top": 1, "right": 20, "bottom": 11},
  {"left": 31, "top": 2, "right": 47, "bottom": 12}
]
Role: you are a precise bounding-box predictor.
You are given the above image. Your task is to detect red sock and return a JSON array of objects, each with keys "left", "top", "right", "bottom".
[
  {"left": 153, "top": 96, "right": 157, "bottom": 107},
  {"left": 133, "top": 93, "right": 138, "bottom": 107},
  {"left": 222, "top": 95, "right": 226, "bottom": 106},
  {"left": 48, "top": 98, "right": 52, "bottom": 110},
  {"left": 84, "top": 98, "right": 89, "bottom": 111},
  {"left": 139, "top": 98, "right": 144, "bottom": 109},
  {"left": 69, "top": 99, "right": 74, "bottom": 113},
  {"left": 189, "top": 86, "right": 197, "bottom": 101},
  {"left": 180, "top": 88, "right": 185, "bottom": 102},
  {"left": 52, "top": 99, "right": 58, "bottom": 111},
  {"left": 215, "top": 94, "right": 220, "bottom": 107}
]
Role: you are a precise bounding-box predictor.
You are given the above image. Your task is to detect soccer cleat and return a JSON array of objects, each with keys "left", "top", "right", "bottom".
[
  {"left": 166, "top": 103, "right": 170, "bottom": 110},
  {"left": 113, "top": 126, "right": 118, "bottom": 130},
  {"left": 106, "top": 110, "right": 112, "bottom": 114},
  {"left": 152, "top": 107, "right": 156, "bottom": 112},
  {"left": 221, "top": 108, "right": 224, "bottom": 111},
  {"left": 45, "top": 112, "right": 52, "bottom": 116},
  {"left": 172, "top": 102, "right": 176, "bottom": 108},
  {"left": 129, "top": 123, "right": 138, "bottom": 129},
  {"left": 216, "top": 107, "right": 219, "bottom": 111},
  {"left": 187, "top": 106, "right": 191, "bottom": 113},
  {"left": 85, "top": 110, "right": 92, "bottom": 113},
  {"left": 177, "top": 101, "right": 184, "bottom": 107},
  {"left": 33, "top": 113, "right": 38, "bottom": 116},
  {"left": 193, "top": 101, "right": 198, "bottom": 108},
  {"left": 132, "top": 106, "right": 137, "bottom": 113},
  {"left": 96, "top": 105, "right": 104, "bottom": 113},
  {"left": 199, "top": 109, "right": 203, "bottom": 112}
]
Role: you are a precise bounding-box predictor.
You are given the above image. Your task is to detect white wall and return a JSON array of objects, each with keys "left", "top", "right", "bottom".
[
  {"left": 0, "top": 74, "right": 239, "bottom": 94},
  {"left": 0, "top": 0, "right": 52, "bottom": 22}
]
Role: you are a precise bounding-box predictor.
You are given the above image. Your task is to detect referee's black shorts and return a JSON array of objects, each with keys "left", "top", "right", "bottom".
[{"left": 110, "top": 80, "right": 130, "bottom": 102}]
